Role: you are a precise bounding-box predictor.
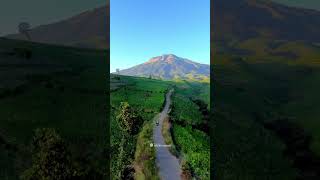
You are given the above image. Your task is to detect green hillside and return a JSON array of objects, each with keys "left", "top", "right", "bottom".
[
  {"left": 110, "top": 74, "right": 210, "bottom": 179},
  {"left": 0, "top": 38, "right": 108, "bottom": 179},
  {"left": 213, "top": 49, "right": 320, "bottom": 179},
  {"left": 170, "top": 81, "right": 210, "bottom": 179},
  {"left": 110, "top": 74, "right": 170, "bottom": 179}
]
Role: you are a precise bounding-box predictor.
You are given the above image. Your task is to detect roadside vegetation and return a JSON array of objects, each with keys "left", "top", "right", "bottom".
[
  {"left": 111, "top": 74, "right": 211, "bottom": 180},
  {"left": 161, "top": 116, "right": 179, "bottom": 157},
  {"left": 110, "top": 74, "right": 171, "bottom": 179},
  {"left": 134, "top": 120, "right": 159, "bottom": 180},
  {"left": 170, "top": 81, "right": 210, "bottom": 179}
]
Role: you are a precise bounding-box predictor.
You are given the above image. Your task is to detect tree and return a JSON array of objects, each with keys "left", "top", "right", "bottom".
[
  {"left": 116, "top": 68, "right": 120, "bottom": 74},
  {"left": 21, "top": 128, "right": 73, "bottom": 180},
  {"left": 115, "top": 102, "right": 142, "bottom": 178},
  {"left": 18, "top": 22, "right": 31, "bottom": 40},
  {"left": 116, "top": 102, "right": 143, "bottom": 135}
]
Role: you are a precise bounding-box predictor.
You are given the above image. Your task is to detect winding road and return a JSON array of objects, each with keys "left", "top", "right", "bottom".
[{"left": 153, "top": 89, "right": 181, "bottom": 180}]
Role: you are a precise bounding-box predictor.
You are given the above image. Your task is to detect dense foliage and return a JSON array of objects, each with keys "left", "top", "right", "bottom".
[
  {"left": 0, "top": 38, "right": 107, "bottom": 179},
  {"left": 21, "top": 128, "right": 72, "bottom": 180},
  {"left": 110, "top": 75, "right": 170, "bottom": 179},
  {"left": 170, "top": 82, "right": 210, "bottom": 179},
  {"left": 117, "top": 102, "right": 143, "bottom": 135}
]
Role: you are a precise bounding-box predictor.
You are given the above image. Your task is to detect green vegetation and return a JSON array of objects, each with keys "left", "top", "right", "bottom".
[
  {"left": 170, "top": 81, "right": 210, "bottom": 179},
  {"left": 0, "top": 38, "right": 108, "bottom": 179},
  {"left": 161, "top": 116, "right": 178, "bottom": 156},
  {"left": 173, "top": 125, "right": 210, "bottom": 178},
  {"left": 117, "top": 102, "right": 143, "bottom": 135},
  {"left": 213, "top": 48, "right": 320, "bottom": 179},
  {"left": 21, "top": 128, "right": 73, "bottom": 180},
  {"left": 111, "top": 74, "right": 210, "bottom": 179},
  {"left": 21, "top": 128, "right": 105, "bottom": 180},
  {"left": 110, "top": 75, "right": 171, "bottom": 179},
  {"left": 134, "top": 120, "right": 159, "bottom": 180}
]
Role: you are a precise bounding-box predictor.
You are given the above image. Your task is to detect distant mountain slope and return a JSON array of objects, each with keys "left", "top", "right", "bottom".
[
  {"left": 213, "top": 0, "right": 320, "bottom": 43},
  {"left": 213, "top": 0, "right": 320, "bottom": 62},
  {"left": 6, "top": 5, "right": 109, "bottom": 49},
  {"left": 117, "top": 54, "right": 209, "bottom": 81}
]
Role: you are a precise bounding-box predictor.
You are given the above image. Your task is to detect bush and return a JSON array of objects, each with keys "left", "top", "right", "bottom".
[
  {"left": 181, "top": 161, "right": 193, "bottom": 180},
  {"left": 20, "top": 128, "right": 73, "bottom": 180},
  {"left": 117, "top": 102, "right": 143, "bottom": 135}
]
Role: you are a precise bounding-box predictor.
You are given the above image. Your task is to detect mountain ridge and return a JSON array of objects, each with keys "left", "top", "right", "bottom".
[
  {"left": 6, "top": 5, "right": 109, "bottom": 50},
  {"left": 213, "top": 0, "right": 320, "bottom": 61},
  {"left": 117, "top": 54, "right": 209, "bottom": 82},
  {"left": 214, "top": 0, "right": 320, "bottom": 43}
]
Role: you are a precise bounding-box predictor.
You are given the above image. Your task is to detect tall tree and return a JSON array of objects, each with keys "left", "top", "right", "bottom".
[
  {"left": 21, "top": 128, "right": 73, "bottom": 180},
  {"left": 116, "top": 102, "right": 143, "bottom": 135}
]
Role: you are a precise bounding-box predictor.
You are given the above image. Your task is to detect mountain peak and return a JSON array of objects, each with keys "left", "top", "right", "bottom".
[
  {"left": 146, "top": 54, "right": 180, "bottom": 64},
  {"left": 119, "top": 55, "right": 209, "bottom": 81}
]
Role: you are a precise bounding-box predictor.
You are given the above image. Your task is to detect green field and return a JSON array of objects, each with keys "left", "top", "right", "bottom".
[
  {"left": 110, "top": 74, "right": 210, "bottom": 179},
  {"left": 170, "top": 81, "right": 210, "bottom": 179},
  {"left": 0, "top": 38, "right": 108, "bottom": 179},
  {"left": 213, "top": 39, "right": 320, "bottom": 179},
  {"left": 110, "top": 75, "right": 171, "bottom": 179}
]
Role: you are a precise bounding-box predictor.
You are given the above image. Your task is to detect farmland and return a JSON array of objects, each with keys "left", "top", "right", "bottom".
[
  {"left": 213, "top": 46, "right": 320, "bottom": 179},
  {"left": 110, "top": 74, "right": 210, "bottom": 179},
  {"left": 110, "top": 74, "right": 171, "bottom": 179},
  {"left": 170, "top": 81, "right": 210, "bottom": 179},
  {"left": 0, "top": 38, "right": 108, "bottom": 179}
]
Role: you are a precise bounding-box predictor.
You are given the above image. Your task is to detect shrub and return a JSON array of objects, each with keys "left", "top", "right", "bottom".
[
  {"left": 20, "top": 128, "right": 73, "bottom": 180},
  {"left": 117, "top": 102, "right": 143, "bottom": 135}
]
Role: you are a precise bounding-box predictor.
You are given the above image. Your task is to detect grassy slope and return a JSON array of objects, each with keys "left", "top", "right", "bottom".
[
  {"left": 170, "top": 81, "right": 210, "bottom": 179},
  {"left": 110, "top": 75, "right": 171, "bottom": 179},
  {"left": 110, "top": 75, "right": 211, "bottom": 179},
  {"left": 213, "top": 38, "right": 320, "bottom": 179},
  {"left": 0, "top": 38, "right": 108, "bottom": 179},
  {"left": 213, "top": 56, "right": 296, "bottom": 180}
]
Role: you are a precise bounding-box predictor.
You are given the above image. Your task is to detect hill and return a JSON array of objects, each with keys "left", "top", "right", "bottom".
[
  {"left": 0, "top": 38, "right": 108, "bottom": 179},
  {"left": 117, "top": 54, "right": 209, "bottom": 82},
  {"left": 6, "top": 5, "right": 109, "bottom": 49},
  {"left": 110, "top": 74, "right": 210, "bottom": 179},
  {"left": 214, "top": 0, "right": 320, "bottom": 43},
  {"left": 213, "top": 0, "right": 320, "bottom": 57},
  {"left": 212, "top": 0, "right": 320, "bottom": 179}
]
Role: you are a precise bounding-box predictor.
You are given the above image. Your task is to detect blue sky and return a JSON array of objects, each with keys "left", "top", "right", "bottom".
[{"left": 110, "top": 0, "right": 210, "bottom": 72}]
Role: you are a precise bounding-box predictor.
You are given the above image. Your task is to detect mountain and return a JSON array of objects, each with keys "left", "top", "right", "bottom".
[
  {"left": 213, "top": 0, "right": 320, "bottom": 56},
  {"left": 214, "top": 0, "right": 320, "bottom": 42},
  {"left": 117, "top": 54, "right": 210, "bottom": 81},
  {"left": 6, "top": 5, "right": 109, "bottom": 49}
]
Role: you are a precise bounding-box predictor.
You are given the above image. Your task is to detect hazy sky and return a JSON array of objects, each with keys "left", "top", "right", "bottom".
[
  {"left": 0, "top": 0, "right": 107, "bottom": 36},
  {"left": 272, "top": 0, "right": 320, "bottom": 10},
  {"left": 110, "top": 0, "right": 210, "bottom": 72}
]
